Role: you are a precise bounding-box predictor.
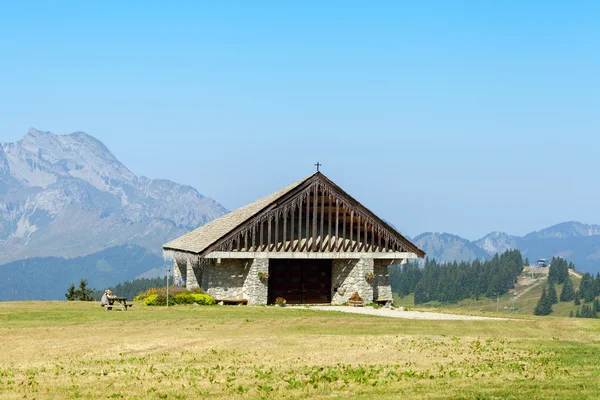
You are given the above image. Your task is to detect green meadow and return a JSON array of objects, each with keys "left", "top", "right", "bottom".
[{"left": 1, "top": 301, "right": 599, "bottom": 399}]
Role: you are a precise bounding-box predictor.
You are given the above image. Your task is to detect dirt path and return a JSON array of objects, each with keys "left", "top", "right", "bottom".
[{"left": 294, "top": 305, "right": 511, "bottom": 321}]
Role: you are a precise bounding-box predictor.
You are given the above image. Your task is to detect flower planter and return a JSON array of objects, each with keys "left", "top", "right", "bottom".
[{"left": 348, "top": 300, "right": 364, "bottom": 307}]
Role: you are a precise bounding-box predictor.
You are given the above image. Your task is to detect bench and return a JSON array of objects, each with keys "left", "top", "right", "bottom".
[
  {"left": 375, "top": 298, "right": 393, "bottom": 307},
  {"left": 101, "top": 297, "right": 133, "bottom": 311},
  {"left": 214, "top": 298, "right": 248, "bottom": 305}
]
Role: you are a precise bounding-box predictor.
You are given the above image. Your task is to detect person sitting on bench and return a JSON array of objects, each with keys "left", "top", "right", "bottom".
[{"left": 100, "top": 289, "right": 116, "bottom": 309}]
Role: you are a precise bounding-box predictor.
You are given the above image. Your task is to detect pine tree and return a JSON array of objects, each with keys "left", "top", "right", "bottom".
[
  {"left": 574, "top": 291, "right": 581, "bottom": 305},
  {"left": 534, "top": 288, "right": 552, "bottom": 316},
  {"left": 558, "top": 258, "right": 569, "bottom": 284},
  {"left": 579, "top": 304, "right": 598, "bottom": 319},
  {"left": 559, "top": 277, "right": 576, "bottom": 302},
  {"left": 525, "top": 258, "right": 529, "bottom": 266},
  {"left": 580, "top": 273, "right": 595, "bottom": 303},
  {"left": 414, "top": 281, "right": 428, "bottom": 305},
  {"left": 569, "top": 310, "right": 574, "bottom": 318},
  {"left": 75, "top": 279, "right": 94, "bottom": 301},
  {"left": 547, "top": 282, "right": 558, "bottom": 304},
  {"left": 65, "top": 283, "right": 76, "bottom": 301},
  {"left": 575, "top": 309, "right": 581, "bottom": 318},
  {"left": 594, "top": 298, "right": 600, "bottom": 313}
]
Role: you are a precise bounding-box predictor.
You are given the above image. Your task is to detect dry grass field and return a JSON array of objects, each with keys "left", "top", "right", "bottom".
[{"left": 1, "top": 302, "right": 599, "bottom": 399}]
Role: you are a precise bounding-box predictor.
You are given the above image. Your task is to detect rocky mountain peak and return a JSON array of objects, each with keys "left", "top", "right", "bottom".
[
  {"left": 474, "top": 231, "right": 518, "bottom": 255},
  {"left": 0, "top": 128, "right": 228, "bottom": 264}
]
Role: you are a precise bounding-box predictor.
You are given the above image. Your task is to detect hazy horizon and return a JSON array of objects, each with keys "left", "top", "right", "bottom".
[{"left": 2, "top": 2, "right": 599, "bottom": 239}]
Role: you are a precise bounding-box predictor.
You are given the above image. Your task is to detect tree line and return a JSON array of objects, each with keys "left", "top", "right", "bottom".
[
  {"left": 534, "top": 257, "right": 600, "bottom": 318},
  {"left": 66, "top": 276, "right": 171, "bottom": 301},
  {"left": 390, "top": 250, "right": 524, "bottom": 305}
]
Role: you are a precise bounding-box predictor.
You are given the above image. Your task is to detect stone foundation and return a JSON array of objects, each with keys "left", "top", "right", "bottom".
[{"left": 180, "top": 256, "right": 392, "bottom": 306}]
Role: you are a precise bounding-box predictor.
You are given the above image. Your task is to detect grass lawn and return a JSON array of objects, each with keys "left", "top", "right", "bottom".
[{"left": 1, "top": 301, "right": 599, "bottom": 399}]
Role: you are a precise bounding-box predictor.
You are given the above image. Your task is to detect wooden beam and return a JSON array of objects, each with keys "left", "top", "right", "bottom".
[
  {"left": 298, "top": 199, "right": 302, "bottom": 250},
  {"left": 306, "top": 191, "right": 311, "bottom": 251},
  {"left": 312, "top": 187, "right": 318, "bottom": 251},
  {"left": 289, "top": 207, "right": 294, "bottom": 251},
  {"left": 344, "top": 211, "right": 354, "bottom": 251},
  {"left": 334, "top": 200, "right": 339, "bottom": 252},
  {"left": 320, "top": 192, "right": 325, "bottom": 251},
  {"left": 328, "top": 196, "right": 332, "bottom": 251},
  {"left": 274, "top": 213, "right": 279, "bottom": 251},
  {"left": 365, "top": 220, "right": 369, "bottom": 252},
  {"left": 267, "top": 218, "right": 272, "bottom": 252},
  {"left": 341, "top": 206, "right": 346, "bottom": 251},
  {"left": 259, "top": 221, "right": 264, "bottom": 251},
  {"left": 356, "top": 215, "right": 361, "bottom": 252},
  {"left": 283, "top": 210, "right": 288, "bottom": 251}
]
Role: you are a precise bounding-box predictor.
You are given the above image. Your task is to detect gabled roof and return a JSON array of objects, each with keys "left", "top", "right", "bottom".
[
  {"left": 163, "top": 172, "right": 425, "bottom": 258},
  {"left": 163, "top": 174, "right": 314, "bottom": 255}
]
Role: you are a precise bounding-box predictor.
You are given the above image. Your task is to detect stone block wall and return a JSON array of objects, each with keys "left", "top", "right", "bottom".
[
  {"left": 173, "top": 259, "right": 184, "bottom": 284},
  {"left": 373, "top": 260, "right": 393, "bottom": 301},
  {"left": 331, "top": 257, "right": 374, "bottom": 304},
  {"left": 242, "top": 258, "right": 269, "bottom": 305},
  {"left": 201, "top": 259, "right": 249, "bottom": 300},
  {"left": 173, "top": 258, "right": 203, "bottom": 290},
  {"left": 193, "top": 258, "right": 269, "bottom": 305}
]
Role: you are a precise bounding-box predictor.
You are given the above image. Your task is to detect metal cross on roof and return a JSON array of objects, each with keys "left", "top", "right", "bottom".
[{"left": 315, "top": 162, "right": 322, "bottom": 172}]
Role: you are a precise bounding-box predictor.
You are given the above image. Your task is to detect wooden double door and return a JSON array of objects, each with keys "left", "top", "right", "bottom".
[{"left": 268, "top": 259, "right": 332, "bottom": 304}]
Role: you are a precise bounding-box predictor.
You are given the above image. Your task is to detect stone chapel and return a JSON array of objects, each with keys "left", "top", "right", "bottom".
[{"left": 163, "top": 172, "right": 425, "bottom": 305}]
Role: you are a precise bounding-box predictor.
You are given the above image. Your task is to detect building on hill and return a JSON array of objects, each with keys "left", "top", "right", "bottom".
[{"left": 163, "top": 172, "right": 425, "bottom": 305}]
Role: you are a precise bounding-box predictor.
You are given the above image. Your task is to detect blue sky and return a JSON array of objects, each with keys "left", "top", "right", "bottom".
[{"left": 1, "top": 1, "right": 599, "bottom": 239}]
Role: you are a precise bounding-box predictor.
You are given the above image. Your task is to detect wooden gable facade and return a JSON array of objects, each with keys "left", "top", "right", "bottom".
[{"left": 202, "top": 172, "right": 424, "bottom": 259}]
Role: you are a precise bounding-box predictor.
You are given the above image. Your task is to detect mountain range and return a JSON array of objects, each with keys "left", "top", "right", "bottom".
[
  {"left": 1, "top": 128, "right": 599, "bottom": 301},
  {"left": 414, "top": 221, "right": 600, "bottom": 274}
]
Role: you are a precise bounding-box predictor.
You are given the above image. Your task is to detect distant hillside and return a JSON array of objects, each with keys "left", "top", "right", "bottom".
[
  {"left": 394, "top": 266, "right": 584, "bottom": 318},
  {"left": 0, "top": 245, "right": 164, "bottom": 301},
  {"left": 0, "top": 128, "right": 228, "bottom": 264}
]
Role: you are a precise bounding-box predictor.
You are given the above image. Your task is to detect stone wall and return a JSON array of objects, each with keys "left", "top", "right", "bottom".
[
  {"left": 173, "top": 258, "right": 202, "bottom": 290},
  {"left": 173, "top": 259, "right": 184, "bottom": 284},
  {"left": 373, "top": 260, "right": 393, "bottom": 301},
  {"left": 331, "top": 257, "right": 374, "bottom": 304},
  {"left": 201, "top": 259, "right": 248, "bottom": 300},
  {"left": 198, "top": 258, "right": 269, "bottom": 305},
  {"left": 242, "top": 258, "right": 268, "bottom": 305}
]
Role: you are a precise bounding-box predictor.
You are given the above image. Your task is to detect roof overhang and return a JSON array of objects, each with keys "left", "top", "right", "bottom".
[{"left": 204, "top": 251, "right": 419, "bottom": 260}]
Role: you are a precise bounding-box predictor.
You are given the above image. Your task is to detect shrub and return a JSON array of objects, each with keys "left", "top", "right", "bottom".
[
  {"left": 135, "top": 286, "right": 205, "bottom": 302},
  {"left": 174, "top": 292, "right": 196, "bottom": 304},
  {"left": 141, "top": 288, "right": 214, "bottom": 306},
  {"left": 144, "top": 294, "right": 158, "bottom": 306},
  {"left": 191, "top": 294, "right": 215, "bottom": 305}
]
